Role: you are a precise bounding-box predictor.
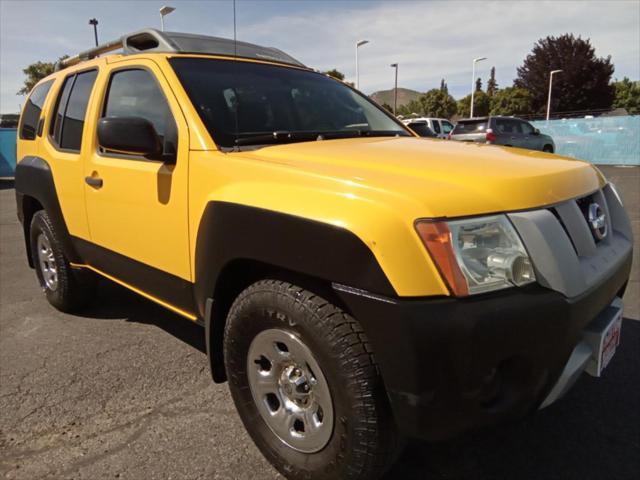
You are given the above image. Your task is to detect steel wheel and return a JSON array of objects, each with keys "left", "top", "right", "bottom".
[
  {"left": 36, "top": 233, "right": 58, "bottom": 291},
  {"left": 246, "top": 328, "right": 334, "bottom": 453}
]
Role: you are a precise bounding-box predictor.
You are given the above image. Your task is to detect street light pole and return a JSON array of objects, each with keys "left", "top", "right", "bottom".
[
  {"left": 390, "top": 63, "right": 398, "bottom": 116},
  {"left": 159, "top": 5, "right": 176, "bottom": 31},
  {"left": 470, "top": 56, "right": 487, "bottom": 118},
  {"left": 355, "top": 40, "right": 369, "bottom": 90},
  {"left": 89, "top": 18, "right": 99, "bottom": 47},
  {"left": 546, "top": 69, "right": 563, "bottom": 121}
]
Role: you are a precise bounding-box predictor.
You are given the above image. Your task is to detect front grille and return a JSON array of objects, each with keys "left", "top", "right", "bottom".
[{"left": 507, "top": 184, "right": 633, "bottom": 298}]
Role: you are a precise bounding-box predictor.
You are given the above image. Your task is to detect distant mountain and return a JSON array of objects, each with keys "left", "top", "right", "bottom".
[{"left": 370, "top": 88, "right": 422, "bottom": 107}]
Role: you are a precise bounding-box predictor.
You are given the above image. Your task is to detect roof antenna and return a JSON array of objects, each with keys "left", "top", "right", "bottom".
[{"left": 232, "top": 0, "right": 240, "bottom": 151}]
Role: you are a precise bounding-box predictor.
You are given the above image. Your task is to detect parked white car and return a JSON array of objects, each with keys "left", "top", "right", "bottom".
[{"left": 402, "top": 117, "right": 455, "bottom": 139}]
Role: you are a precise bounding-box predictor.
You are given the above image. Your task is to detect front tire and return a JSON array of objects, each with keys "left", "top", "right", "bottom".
[
  {"left": 29, "top": 210, "right": 94, "bottom": 312},
  {"left": 543, "top": 144, "right": 554, "bottom": 153},
  {"left": 224, "top": 280, "right": 399, "bottom": 480}
]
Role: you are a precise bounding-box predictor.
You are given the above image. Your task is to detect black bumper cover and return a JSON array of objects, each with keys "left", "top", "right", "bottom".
[{"left": 334, "top": 253, "right": 632, "bottom": 441}]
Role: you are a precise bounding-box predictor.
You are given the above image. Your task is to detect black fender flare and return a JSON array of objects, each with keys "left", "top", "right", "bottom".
[
  {"left": 14, "top": 156, "right": 81, "bottom": 265},
  {"left": 193, "top": 201, "right": 397, "bottom": 318}
]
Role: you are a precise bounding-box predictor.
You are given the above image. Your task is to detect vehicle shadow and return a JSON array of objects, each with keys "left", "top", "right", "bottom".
[
  {"left": 77, "top": 280, "right": 639, "bottom": 479},
  {"left": 76, "top": 278, "right": 206, "bottom": 354}
]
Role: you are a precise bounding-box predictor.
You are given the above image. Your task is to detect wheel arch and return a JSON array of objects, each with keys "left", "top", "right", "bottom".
[
  {"left": 195, "top": 201, "right": 395, "bottom": 383},
  {"left": 14, "top": 156, "right": 81, "bottom": 266},
  {"left": 206, "top": 257, "right": 347, "bottom": 383}
]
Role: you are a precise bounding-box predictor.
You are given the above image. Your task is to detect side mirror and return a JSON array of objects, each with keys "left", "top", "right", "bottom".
[
  {"left": 98, "top": 117, "right": 162, "bottom": 158},
  {"left": 533, "top": 128, "right": 541, "bottom": 135}
]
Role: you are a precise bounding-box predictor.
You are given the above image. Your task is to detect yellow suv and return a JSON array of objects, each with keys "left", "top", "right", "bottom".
[{"left": 15, "top": 29, "right": 633, "bottom": 480}]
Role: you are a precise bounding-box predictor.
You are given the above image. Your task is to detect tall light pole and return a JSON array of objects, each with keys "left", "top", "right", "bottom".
[
  {"left": 546, "top": 69, "right": 563, "bottom": 121},
  {"left": 390, "top": 63, "right": 398, "bottom": 116},
  {"left": 469, "top": 56, "right": 487, "bottom": 118},
  {"left": 88, "top": 18, "right": 99, "bottom": 46},
  {"left": 159, "top": 5, "right": 175, "bottom": 31},
  {"left": 355, "top": 40, "right": 369, "bottom": 90}
]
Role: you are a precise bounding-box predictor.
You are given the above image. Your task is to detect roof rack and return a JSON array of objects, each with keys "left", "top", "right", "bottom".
[{"left": 56, "top": 28, "right": 305, "bottom": 70}]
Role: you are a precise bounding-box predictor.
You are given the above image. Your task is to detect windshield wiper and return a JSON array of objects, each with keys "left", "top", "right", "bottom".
[{"left": 234, "top": 129, "right": 407, "bottom": 147}]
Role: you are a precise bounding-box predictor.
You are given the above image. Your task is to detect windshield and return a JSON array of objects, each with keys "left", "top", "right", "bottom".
[{"left": 170, "top": 58, "right": 409, "bottom": 148}]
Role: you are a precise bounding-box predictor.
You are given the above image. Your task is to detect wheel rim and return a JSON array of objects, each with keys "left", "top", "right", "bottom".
[
  {"left": 247, "top": 328, "right": 334, "bottom": 453},
  {"left": 36, "top": 233, "right": 58, "bottom": 291}
]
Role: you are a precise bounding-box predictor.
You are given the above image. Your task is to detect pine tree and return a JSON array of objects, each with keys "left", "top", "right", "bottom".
[{"left": 487, "top": 67, "right": 498, "bottom": 97}]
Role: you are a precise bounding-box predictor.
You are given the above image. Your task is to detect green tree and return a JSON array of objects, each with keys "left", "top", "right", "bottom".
[
  {"left": 18, "top": 56, "right": 68, "bottom": 95},
  {"left": 323, "top": 69, "right": 354, "bottom": 87},
  {"left": 397, "top": 99, "right": 424, "bottom": 117},
  {"left": 381, "top": 102, "right": 394, "bottom": 113},
  {"left": 457, "top": 91, "right": 490, "bottom": 118},
  {"left": 612, "top": 77, "right": 640, "bottom": 114},
  {"left": 515, "top": 34, "right": 614, "bottom": 113},
  {"left": 420, "top": 89, "right": 457, "bottom": 118},
  {"left": 475, "top": 77, "right": 482, "bottom": 92},
  {"left": 489, "top": 87, "right": 534, "bottom": 115},
  {"left": 323, "top": 68, "right": 345, "bottom": 81},
  {"left": 486, "top": 67, "right": 498, "bottom": 97}
]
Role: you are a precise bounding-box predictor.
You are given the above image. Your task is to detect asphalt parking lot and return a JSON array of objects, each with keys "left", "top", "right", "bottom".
[{"left": 1, "top": 165, "right": 638, "bottom": 480}]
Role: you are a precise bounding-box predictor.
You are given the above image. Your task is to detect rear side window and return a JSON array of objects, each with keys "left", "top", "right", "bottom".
[
  {"left": 452, "top": 120, "right": 487, "bottom": 134},
  {"left": 49, "top": 70, "right": 98, "bottom": 151},
  {"left": 431, "top": 121, "right": 441, "bottom": 134},
  {"left": 19, "top": 80, "right": 53, "bottom": 140},
  {"left": 495, "top": 118, "right": 520, "bottom": 134}
]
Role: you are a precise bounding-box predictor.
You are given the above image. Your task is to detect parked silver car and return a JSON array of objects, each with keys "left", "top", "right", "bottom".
[
  {"left": 450, "top": 116, "right": 555, "bottom": 152},
  {"left": 402, "top": 117, "right": 454, "bottom": 139}
]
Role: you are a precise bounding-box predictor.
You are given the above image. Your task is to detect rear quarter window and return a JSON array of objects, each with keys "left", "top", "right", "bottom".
[{"left": 19, "top": 80, "right": 54, "bottom": 140}]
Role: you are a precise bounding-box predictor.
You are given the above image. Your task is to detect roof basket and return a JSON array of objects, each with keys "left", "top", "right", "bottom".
[{"left": 56, "top": 28, "right": 305, "bottom": 70}]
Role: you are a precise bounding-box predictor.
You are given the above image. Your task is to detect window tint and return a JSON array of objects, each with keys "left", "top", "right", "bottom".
[
  {"left": 104, "top": 69, "right": 173, "bottom": 139},
  {"left": 441, "top": 121, "right": 454, "bottom": 134},
  {"left": 408, "top": 122, "right": 435, "bottom": 137},
  {"left": 60, "top": 70, "right": 98, "bottom": 150},
  {"left": 50, "top": 76, "right": 74, "bottom": 140},
  {"left": 49, "top": 70, "right": 98, "bottom": 151},
  {"left": 519, "top": 121, "right": 534, "bottom": 134},
  {"left": 495, "top": 118, "right": 521, "bottom": 134},
  {"left": 451, "top": 120, "right": 487, "bottom": 134},
  {"left": 169, "top": 58, "right": 408, "bottom": 149},
  {"left": 431, "top": 120, "right": 441, "bottom": 134},
  {"left": 19, "top": 80, "right": 53, "bottom": 140}
]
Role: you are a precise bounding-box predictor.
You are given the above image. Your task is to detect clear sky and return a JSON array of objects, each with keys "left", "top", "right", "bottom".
[{"left": 1, "top": 0, "right": 639, "bottom": 113}]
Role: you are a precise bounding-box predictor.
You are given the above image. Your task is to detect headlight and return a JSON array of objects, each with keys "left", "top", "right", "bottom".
[{"left": 415, "top": 215, "right": 536, "bottom": 296}]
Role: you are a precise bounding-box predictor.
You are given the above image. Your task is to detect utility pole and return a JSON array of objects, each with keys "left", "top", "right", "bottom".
[
  {"left": 355, "top": 40, "right": 369, "bottom": 90},
  {"left": 546, "top": 70, "right": 563, "bottom": 121},
  {"left": 160, "top": 6, "right": 176, "bottom": 31},
  {"left": 390, "top": 63, "right": 398, "bottom": 116},
  {"left": 89, "top": 18, "right": 99, "bottom": 46},
  {"left": 470, "top": 56, "right": 487, "bottom": 118}
]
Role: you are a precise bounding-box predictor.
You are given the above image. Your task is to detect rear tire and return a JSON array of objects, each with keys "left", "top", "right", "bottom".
[
  {"left": 543, "top": 145, "right": 554, "bottom": 153},
  {"left": 29, "top": 210, "right": 95, "bottom": 312},
  {"left": 224, "top": 280, "right": 400, "bottom": 480}
]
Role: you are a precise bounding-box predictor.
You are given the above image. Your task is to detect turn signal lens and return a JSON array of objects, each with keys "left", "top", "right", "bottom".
[{"left": 415, "top": 221, "right": 469, "bottom": 296}]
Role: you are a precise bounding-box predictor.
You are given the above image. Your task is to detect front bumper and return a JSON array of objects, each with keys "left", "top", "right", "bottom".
[{"left": 333, "top": 251, "right": 632, "bottom": 441}]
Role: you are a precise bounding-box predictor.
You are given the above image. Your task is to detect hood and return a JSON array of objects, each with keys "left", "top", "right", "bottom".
[{"left": 238, "top": 137, "right": 604, "bottom": 218}]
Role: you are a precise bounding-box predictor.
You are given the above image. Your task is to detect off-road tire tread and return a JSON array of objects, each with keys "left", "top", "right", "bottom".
[
  {"left": 224, "top": 279, "right": 400, "bottom": 480},
  {"left": 30, "top": 210, "right": 93, "bottom": 312}
]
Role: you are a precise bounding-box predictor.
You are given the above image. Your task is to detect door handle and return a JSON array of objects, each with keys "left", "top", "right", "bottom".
[{"left": 85, "top": 176, "right": 103, "bottom": 188}]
